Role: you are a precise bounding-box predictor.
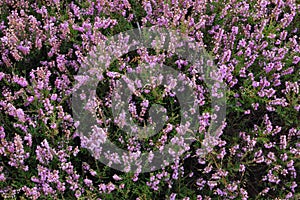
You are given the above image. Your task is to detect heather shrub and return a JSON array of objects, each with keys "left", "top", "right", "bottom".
[{"left": 0, "top": 0, "right": 299, "bottom": 199}]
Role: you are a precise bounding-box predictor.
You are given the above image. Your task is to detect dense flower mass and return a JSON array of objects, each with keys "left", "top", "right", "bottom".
[{"left": 0, "top": 0, "right": 299, "bottom": 199}]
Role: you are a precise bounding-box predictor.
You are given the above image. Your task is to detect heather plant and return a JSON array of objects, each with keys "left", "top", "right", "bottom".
[{"left": 0, "top": 0, "right": 299, "bottom": 200}]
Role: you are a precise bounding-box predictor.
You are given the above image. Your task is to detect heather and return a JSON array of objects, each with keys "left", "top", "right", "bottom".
[{"left": 0, "top": 0, "right": 299, "bottom": 199}]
